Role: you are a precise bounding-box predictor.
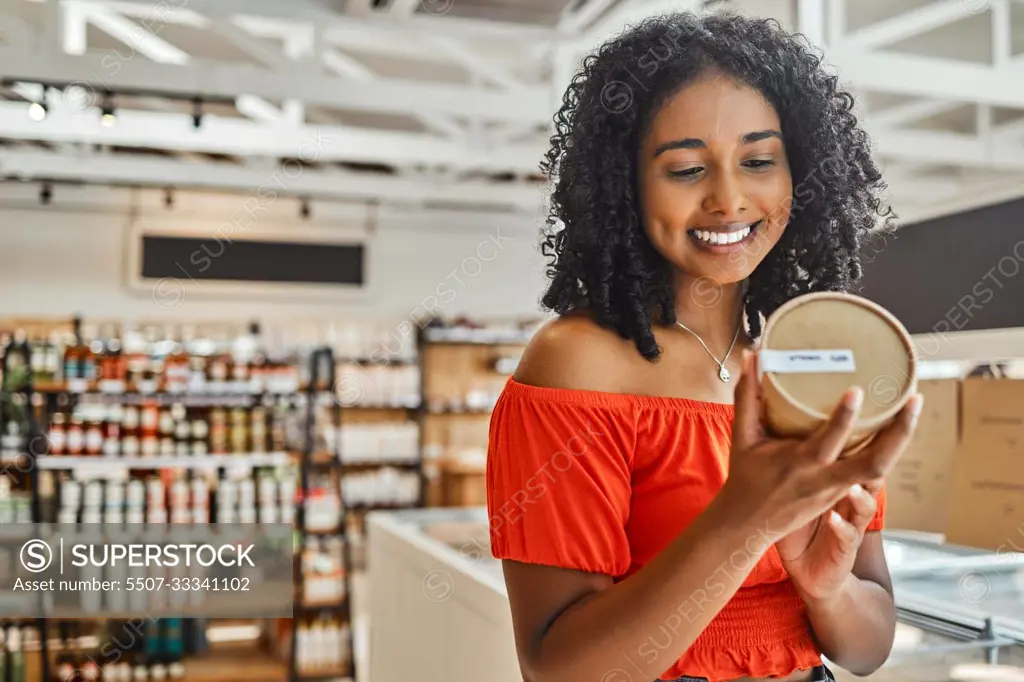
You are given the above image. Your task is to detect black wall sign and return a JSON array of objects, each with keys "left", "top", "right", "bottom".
[
  {"left": 857, "top": 197, "right": 1024, "bottom": 336},
  {"left": 140, "top": 235, "right": 364, "bottom": 286}
]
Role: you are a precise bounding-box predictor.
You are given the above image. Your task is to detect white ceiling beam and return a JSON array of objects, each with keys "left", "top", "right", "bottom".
[
  {"left": 208, "top": 19, "right": 287, "bottom": 68},
  {"left": 78, "top": 4, "right": 190, "bottom": 65},
  {"left": 0, "top": 101, "right": 541, "bottom": 173},
  {"left": 95, "top": 0, "right": 558, "bottom": 41},
  {"left": 78, "top": 6, "right": 293, "bottom": 126},
  {"left": 234, "top": 95, "right": 287, "bottom": 124},
  {"left": 427, "top": 37, "right": 525, "bottom": 90},
  {"left": 321, "top": 49, "right": 465, "bottom": 140},
  {"left": 557, "top": 0, "right": 619, "bottom": 36},
  {"left": 0, "top": 149, "right": 543, "bottom": 210},
  {"left": 992, "top": 0, "right": 1011, "bottom": 67},
  {"left": 797, "top": 0, "right": 826, "bottom": 48},
  {"left": 869, "top": 99, "right": 962, "bottom": 128},
  {"left": 838, "top": 0, "right": 972, "bottom": 51},
  {"left": 0, "top": 46, "right": 550, "bottom": 124},
  {"left": 826, "top": 0, "right": 845, "bottom": 47},
  {"left": 870, "top": 128, "right": 1024, "bottom": 171},
  {"left": 62, "top": 3, "right": 88, "bottom": 55},
  {"left": 831, "top": 50, "right": 1024, "bottom": 111}
]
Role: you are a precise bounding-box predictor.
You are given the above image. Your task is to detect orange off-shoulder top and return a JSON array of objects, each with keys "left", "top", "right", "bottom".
[{"left": 485, "top": 377, "right": 885, "bottom": 682}]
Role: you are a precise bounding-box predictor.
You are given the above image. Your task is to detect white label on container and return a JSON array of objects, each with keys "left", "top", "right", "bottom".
[{"left": 759, "top": 349, "right": 856, "bottom": 374}]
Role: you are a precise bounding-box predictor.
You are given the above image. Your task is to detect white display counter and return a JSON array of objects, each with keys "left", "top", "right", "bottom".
[
  {"left": 367, "top": 508, "right": 1024, "bottom": 682},
  {"left": 366, "top": 507, "right": 520, "bottom": 682}
]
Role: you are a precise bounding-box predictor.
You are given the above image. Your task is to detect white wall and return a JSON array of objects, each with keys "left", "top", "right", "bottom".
[{"left": 0, "top": 184, "right": 551, "bottom": 332}]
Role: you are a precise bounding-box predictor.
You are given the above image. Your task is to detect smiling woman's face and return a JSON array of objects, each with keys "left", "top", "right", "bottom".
[{"left": 637, "top": 71, "right": 793, "bottom": 285}]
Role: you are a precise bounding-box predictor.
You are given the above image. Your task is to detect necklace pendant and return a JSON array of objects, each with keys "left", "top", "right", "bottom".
[{"left": 718, "top": 365, "right": 731, "bottom": 383}]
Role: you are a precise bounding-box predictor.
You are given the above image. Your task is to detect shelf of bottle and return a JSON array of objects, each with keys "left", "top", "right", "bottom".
[
  {"left": 344, "top": 502, "right": 419, "bottom": 513},
  {"left": 338, "top": 460, "right": 420, "bottom": 472},
  {"left": 422, "top": 408, "right": 494, "bottom": 416},
  {"left": 35, "top": 452, "right": 293, "bottom": 471},
  {"left": 295, "top": 667, "right": 353, "bottom": 681},
  {"left": 33, "top": 379, "right": 303, "bottom": 398}
]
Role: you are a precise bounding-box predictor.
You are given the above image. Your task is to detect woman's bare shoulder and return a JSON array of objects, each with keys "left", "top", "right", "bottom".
[{"left": 514, "top": 314, "right": 643, "bottom": 393}]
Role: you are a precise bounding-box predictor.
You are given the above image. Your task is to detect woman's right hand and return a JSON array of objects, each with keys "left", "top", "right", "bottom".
[{"left": 720, "top": 350, "right": 922, "bottom": 541}]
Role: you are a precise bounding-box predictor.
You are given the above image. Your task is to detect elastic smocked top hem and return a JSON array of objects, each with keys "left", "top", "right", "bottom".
[{"left": 502, "top": 376, "right": 736, "bottom": 418}]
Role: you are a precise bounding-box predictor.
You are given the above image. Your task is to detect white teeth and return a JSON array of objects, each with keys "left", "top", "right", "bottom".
[{"left": 691, "top": 225, "right": 753, "bottom": 245}]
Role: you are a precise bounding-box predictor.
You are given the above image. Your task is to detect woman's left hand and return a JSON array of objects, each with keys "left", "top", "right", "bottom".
[{"left": 776, "top": 483, "right": 878, "bottom": 605}]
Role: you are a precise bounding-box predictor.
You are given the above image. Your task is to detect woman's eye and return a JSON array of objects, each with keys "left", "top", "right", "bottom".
[
  {"left": 744, "top": 159, "right": 775, "bottom": 170},
  {"left": 668, "top": 167, "right": 703, "bottom": 179}
]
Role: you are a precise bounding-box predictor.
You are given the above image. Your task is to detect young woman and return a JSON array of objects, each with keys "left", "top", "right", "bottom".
[{"left": 485, "top": 12, "right": 924, "bottom": 682}]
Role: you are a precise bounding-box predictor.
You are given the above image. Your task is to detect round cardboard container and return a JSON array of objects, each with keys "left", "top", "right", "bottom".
[{"left": 759, "top": 292, "right": 917, "bottom": 453}]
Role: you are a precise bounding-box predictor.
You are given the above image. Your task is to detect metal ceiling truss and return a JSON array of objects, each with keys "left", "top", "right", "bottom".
[{"left": 0, "top": 0, "right": 1022, "bottom": 214}]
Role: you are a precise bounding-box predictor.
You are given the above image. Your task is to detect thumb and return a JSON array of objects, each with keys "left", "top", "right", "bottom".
[{"left": 732, "top": 351, "right": 765, "bottom": 450}]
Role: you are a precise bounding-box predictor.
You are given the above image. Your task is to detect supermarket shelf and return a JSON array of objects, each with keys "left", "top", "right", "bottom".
[
  {"left": 423, "top": 408, "right": 494, "bottom": 416},
  {"left": 341, "top": 403, "right": 420, "bottom": 411},
  {"left": 339, "top": 460, "right": 420, "bottom": 472},
  {"left": 33, "top": 379, "right": 302, "bottom": 395},
  {"left": 184, "top": 652, "right": 288, "bottom": 682},
  {"left": 346, "top": 502, "right": 418, "bottom": 513},
  {"left": 295, "top": 668, "right": 353, "bottom": 681},
  {"left": 35, "top": 452, "right": 293, "bottom": 470},
  {"left": 297, "top": 597, "right": 348, "bottom": 610}
]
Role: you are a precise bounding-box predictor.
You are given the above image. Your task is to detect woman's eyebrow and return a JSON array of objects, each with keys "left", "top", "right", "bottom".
[{"left": 653, "top": 129, "right": 783, "bottom": 157}]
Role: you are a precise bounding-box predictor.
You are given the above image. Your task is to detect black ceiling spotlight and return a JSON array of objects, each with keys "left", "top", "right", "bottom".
[
  {"left": 164, "top": 187, "right": 175, "bottom": 209},
  {"left": 191, "top": 97, "right": 204, "bottom": 129},
  {"left": 28, "top": 85, "right": 49, "bottom": 122},
  {"left": 39, "top": 183, "right": 52, "bottom": 205},
  {"left": 100, "top": 91, "right": 116, "bottom": 127},
  {"left": 300, "top": 197, "right": 311, "bottom": 220}
]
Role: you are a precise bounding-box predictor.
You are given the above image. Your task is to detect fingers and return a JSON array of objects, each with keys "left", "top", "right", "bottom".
[
  {"left": 804, "top": 387, "right": 864, "bottom": 464},
  {"left": 826, "top": 509, "right": 860, "bottom": 551},
  {"left": 731, "top": 351, "right": 765, "bottom": 450},
  {"left": 842, "top": 483, "right": 877, "bottom": 535},
  {"left": 828, "top": 392, "right": 924, "bottom": 486}
]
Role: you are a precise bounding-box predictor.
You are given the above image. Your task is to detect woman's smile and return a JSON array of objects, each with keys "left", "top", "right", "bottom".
[{"left": 687, "top": 219, "right": 763, "bottom": 252}]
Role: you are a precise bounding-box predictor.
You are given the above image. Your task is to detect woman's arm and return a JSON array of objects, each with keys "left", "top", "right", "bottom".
[
  {"left": 503, "top": 488, "right": 770, "bottom": 682},
  {"left": 802, "top": 531, "right": 896, "bottom": 676}
]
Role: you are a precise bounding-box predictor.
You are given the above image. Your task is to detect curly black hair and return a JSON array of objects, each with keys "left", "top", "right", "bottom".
[{"left": 539, "top": 11, "right": 896, "bottom": 361}]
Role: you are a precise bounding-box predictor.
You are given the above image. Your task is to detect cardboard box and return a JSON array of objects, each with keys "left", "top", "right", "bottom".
[
  {"left": 884, "top": 379, "right": 960, "bottom": 534},
  {"left": 945, "top": 378, "right": 1024, "bottom": 551}
]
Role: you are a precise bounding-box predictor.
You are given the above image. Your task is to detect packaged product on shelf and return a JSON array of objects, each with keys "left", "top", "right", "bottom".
[
  {"left": 230, "top": 407, "right": 248, "bottom": 453},
  {"left": 104, "top": 402, "right": 123, "bottom": 456},
  {"left": 66, "top": 417, "right": 85, "bottom": 455},
  {"left": 47, "top": 413, "right": 66, "bottom": 455},
  {"left": 209, "top": 408, "right": 228, "bottom": 454},
  {"left": 122, "top": 404, "right": 140, "bottom": 458},
  {"left": 250, "top": 406, "right": 268, "bottom": 452}
]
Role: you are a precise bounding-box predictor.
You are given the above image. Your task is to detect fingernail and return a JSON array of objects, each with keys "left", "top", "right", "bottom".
[
  {"left": 844, "top": 387, "right": 864, "bottom": 411},
  {"left": 850, "top": 483, "right": 868, "bottom": 499},
  {"left": 912, "top": 394, "right": 925, "bottom": 418},
  {"left": 830, "top": 510, "right": 844, "bottom": 526}
]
